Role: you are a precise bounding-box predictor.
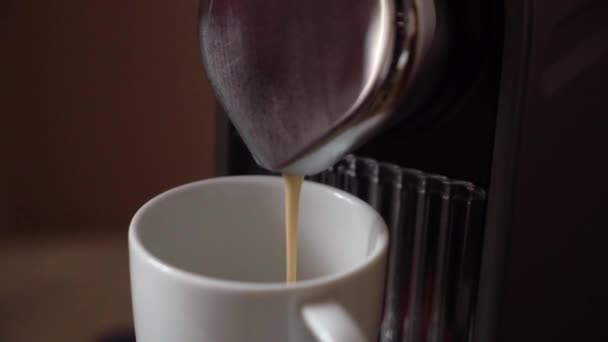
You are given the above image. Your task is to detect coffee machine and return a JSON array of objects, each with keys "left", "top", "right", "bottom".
[{"left": 202, "top": 0, "right": 608, "bottom": 341}]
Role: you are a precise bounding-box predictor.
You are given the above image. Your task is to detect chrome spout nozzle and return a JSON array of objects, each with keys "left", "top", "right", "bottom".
[{"left": 199, "top": 0, "right": 445, "bottom": 174}]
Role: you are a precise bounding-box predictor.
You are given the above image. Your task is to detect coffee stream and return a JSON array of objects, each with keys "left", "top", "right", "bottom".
[{"left": 283, "top": 175, "right": 304, "bottom": 283}]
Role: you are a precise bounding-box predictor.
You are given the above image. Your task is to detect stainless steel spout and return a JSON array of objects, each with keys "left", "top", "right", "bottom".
[{"left": 199, "top": 0, "right": 447, "bottom": 174}]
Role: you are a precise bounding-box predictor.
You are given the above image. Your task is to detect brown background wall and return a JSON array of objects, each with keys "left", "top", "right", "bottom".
[
  {"left": 1, "top": 0, "right": 216, "bottom": 233},
  {"left": 1, "top": 1, "right": 217, "bottom": 340}
]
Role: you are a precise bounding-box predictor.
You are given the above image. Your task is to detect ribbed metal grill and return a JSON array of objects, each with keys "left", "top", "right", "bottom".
[{"left": 308, "top": 155, "right": 487, "bottom": 342}]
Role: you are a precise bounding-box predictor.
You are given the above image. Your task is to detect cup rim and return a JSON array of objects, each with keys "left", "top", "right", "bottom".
[{"left": 129, "top": 175, "right": 388, "bottom": 293}]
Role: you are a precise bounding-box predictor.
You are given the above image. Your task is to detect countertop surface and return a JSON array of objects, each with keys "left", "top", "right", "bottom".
[{"left": 0, "top": 231, "right": 133, "bottom": 342}]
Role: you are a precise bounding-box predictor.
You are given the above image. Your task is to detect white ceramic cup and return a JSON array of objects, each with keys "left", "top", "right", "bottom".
[{"left": 129, "top": 176, "right": 388, "bottom": 342}]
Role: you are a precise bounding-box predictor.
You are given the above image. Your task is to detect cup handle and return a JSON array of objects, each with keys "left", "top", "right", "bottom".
[{"left": 301, "top": 300, "right": 367, "bottom": 342}]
